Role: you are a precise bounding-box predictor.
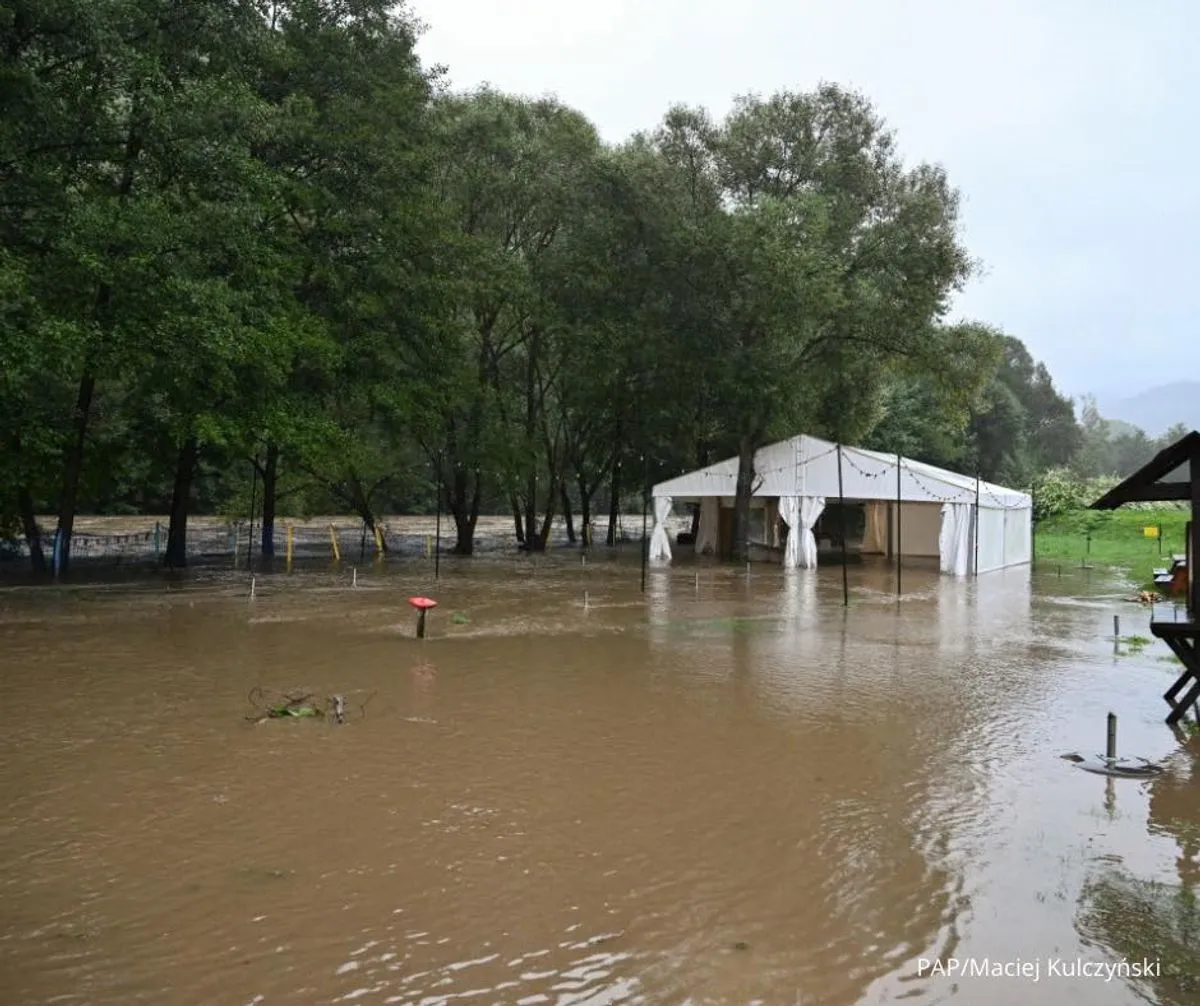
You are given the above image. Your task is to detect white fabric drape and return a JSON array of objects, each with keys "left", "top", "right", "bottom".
[
  {"left": 778, "top": 495, "right": 800, "bottom": 567},
  {"left": 798, "top": 496, "right": 826, "bottom": 569},
  {"left": 939, "top": 503, "right": 974, "bottom": 575},
  {"left": 863, "top": 501, "right": 888, "bottom": 553},
  {"left": 649, "top": 496, "right": 673, "bottom": 562},
  {"left": 695, "top": 497, "right": 720, "bottom": 555}
]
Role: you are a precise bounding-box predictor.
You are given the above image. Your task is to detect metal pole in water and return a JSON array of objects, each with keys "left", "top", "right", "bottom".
[
  {"left": 417, "top": 609, "right": 427, "bottom": 639},
  {"left": 1106, "top": 713, "right": 1117, "bottom": 762},
  {"left": 584, "top": 590, "right": 589, "bottom": 610},
  {"left": 250, "top": 576, "right": 256, "bottom": 600},
  {"left": 352, "top": 567, "right": 357, "bottom": 588},
  {"left": 895, "top": 453, "right": 903, "bottom": 598},
  {"left": 836, "top": 443, "right": 849, "bottom": 607},
  {"left": 1113, "top": 614, "right": 1120, "bottom": 638}
]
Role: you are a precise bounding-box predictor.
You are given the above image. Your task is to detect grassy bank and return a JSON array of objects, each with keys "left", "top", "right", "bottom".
[{"left": 1034, "top": 507, "right": 1190, "bottom": 589}]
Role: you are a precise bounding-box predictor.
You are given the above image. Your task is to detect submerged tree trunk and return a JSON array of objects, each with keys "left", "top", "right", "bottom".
[
  {"left": 560, "top": 485, "right": 575, "bottom": 544},
  {"left": 260, "top": 440, "right": 278, "bottom": 558},
  {"left": 606, "top": 458, "right": 621, "bottom": 546},
  {"left": 18, "top": 485, "right": 46, "bottom": 575},
  {"left": 537, "top": 477, "right": 558, "bottom": 549},
  {"left": 55, "top": 372, "right": 96, "bottom": 575},
  {"left": 731, "top": 433, "right": 758, "bottom": 564},
  {"left": 164, "top": 436, "right": 199, "bottom": 568},
  {"left": 344, "top": 472, "right": 387, "bottom": 553},
  {"left": 578, "top": 475, "right": 592, "bottom": 547},
  {"left": 509, "top": 492, "right": 525, "bottom": 545},
  {"left": 451, "top": 466, "right": 481, "bottom": 555}
]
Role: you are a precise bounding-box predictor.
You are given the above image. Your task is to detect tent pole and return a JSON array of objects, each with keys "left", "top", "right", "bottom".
[
  {"left": 837, "top": 443, "right": 849, "bottom": 607},
  {"left": 1030, "top": 488, "right": 1036, "bottom": 571},
  {"left": 895, "top": 453, "right": 902, "bottom": 598},
  {"left": 640, "top": 453, "right": 648, "bottom": 593},
  {"left": 973, "top": 473, "right": 981, "bottom": 576}
]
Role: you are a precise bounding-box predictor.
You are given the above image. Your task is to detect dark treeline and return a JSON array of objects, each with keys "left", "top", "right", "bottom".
[{"left": 0, "top": 0, "right": 1104, "bottom": 573}]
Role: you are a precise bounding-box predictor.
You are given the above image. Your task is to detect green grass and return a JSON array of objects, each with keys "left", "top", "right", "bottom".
[{"left": 1035, "top": 507, "right": 1189, "bottom": 589}]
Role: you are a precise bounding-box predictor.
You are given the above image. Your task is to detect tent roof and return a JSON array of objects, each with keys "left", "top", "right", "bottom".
[
  {"left": 1090, "top": 430, "right": 1199, "bottom": 508},
  {"left": 652, "top": 433, "right": 1030, "bottom": 509}
]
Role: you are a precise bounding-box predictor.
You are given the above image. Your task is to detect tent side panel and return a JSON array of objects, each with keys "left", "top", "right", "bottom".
[
  {"left": 888, "top": 501, "right": 941, "bottom": 557},
  {"left": 1004, "top": 506, "right": 1032, "bottom": 567},
  {"left": 976, "top": 507, "right": 1008, "bottom": 573}
]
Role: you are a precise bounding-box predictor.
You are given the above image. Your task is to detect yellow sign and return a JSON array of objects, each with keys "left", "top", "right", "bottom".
[{"left": 1143, "top": 526, "right": 1159, "bottom": 538}]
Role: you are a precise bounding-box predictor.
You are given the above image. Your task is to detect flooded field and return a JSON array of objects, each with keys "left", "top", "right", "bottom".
[{"left": 1, "top": 537, "right": 1198, "bottom": 1005}]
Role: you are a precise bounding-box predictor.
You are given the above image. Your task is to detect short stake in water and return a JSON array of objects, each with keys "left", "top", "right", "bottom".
[
  {"left": 250, "top": 576, "right": 256, "bottom": 600},
  {"left": 1106, "top": 712, "right": 1117, "bottom": 763},
  {"left": 408, "top": 596, "right": 438, "bottom": 639},
  {"left": 352, "top": 567, "right": 357, "bottom": 588}
]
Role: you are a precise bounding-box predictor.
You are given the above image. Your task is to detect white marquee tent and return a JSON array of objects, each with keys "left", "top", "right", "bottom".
[{"left": 649, "top": 433, "right": 1032, "bottom": 576}]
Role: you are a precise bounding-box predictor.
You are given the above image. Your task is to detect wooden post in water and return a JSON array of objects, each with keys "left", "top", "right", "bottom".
[
  {"left": 1106, "top": 712, "right": 1117, "bottom": 762},
  {"left": 286, "top": 523, "right": 294, "bottom": 570},
  {"left": 895, "top": 453, "right": 902, "bottom": 598},
  {"left": 328, "top": 522, "right": 340, "bottom": 562},
  {"left": 836, "top": 443, "right": 849, "bottom": 607}
]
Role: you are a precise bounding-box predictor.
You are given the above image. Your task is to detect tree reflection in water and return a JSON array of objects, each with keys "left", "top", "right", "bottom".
[{"left": 1076, "top": 738, "right": 1200, "bottom": 1005}]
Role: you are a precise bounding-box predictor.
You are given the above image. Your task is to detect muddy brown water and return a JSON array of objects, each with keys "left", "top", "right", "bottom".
[{"left": 1, "top": 541, "right": 1198, "bottom": 1005}]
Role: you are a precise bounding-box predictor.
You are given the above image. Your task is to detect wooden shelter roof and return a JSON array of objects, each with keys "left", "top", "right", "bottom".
[{"left": 1090, "top": 431, "right": 1200, "bottom": 509}]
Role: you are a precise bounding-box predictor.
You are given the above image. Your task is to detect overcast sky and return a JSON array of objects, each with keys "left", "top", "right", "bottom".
[{"left": 412, "top": 0, "right": 1198, "bottom": 406}]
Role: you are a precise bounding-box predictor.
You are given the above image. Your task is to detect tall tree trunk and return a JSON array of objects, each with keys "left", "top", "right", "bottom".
[
  {"left": 260, "top": 440, "right": 278, "bottom": 558},
  {"left": 451, "top": 466, "right": 481, "bottom": 555},
  {"left": 523, "top": 327, "right": 541, "bottom": 550},
  {"left": 18, "top": 485, "right": 46, "bottom": 575},
  {"left": 607, "top": 458, "right": 621, "bottom": 546},
  {"left": 537, "top": 477, "right": 558, "bottom": 548},
  {"left": 510, "top": 492, "right": 525, "bottom": 545},
  {"left": 731, "top": 433, "right": 757, "bottom": 564},
  {"left": 55, "top": 372, "right": 96, "bottom": 575},
  {"left": 164, "top": 436, "right": 199, "bottom": 568},
  {"left": 560, "top": 485, "right": 576, "bottom": 544},
  {"left": 577, "top": 475, "right": 592, "bottom": 547},
  {"left": 344, "top": 473, "right": 386, "bottom": 552},
  {"left": 689, "top": 443, "right": 708, "bottom": 538}
]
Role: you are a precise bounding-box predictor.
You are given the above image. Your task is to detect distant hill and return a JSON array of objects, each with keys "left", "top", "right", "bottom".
[{"left": 1102, "top": 382, "right": 1200, "bottom": 437}]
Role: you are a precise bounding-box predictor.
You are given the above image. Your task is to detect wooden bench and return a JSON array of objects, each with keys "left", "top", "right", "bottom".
[{"left": 1151, "top": 620, "right": 1200, "bottom": 724}]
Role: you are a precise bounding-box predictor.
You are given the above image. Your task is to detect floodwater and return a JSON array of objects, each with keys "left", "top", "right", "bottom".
[{"left": 1, "top": 542, "right": 1198, "bottom": 1005}]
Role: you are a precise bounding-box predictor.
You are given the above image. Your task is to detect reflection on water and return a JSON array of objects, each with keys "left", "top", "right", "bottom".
[{"left": 0, "top": 549, "right": 1196, "bottom": 1004}]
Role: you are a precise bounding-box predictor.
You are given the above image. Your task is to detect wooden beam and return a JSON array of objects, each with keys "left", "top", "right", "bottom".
[
  {"left": 1191, "top": 459, "right": 1200, "bottom": 620},
  {"left": 1094, "top": 482, "right": 1190, "bottom": 506}
]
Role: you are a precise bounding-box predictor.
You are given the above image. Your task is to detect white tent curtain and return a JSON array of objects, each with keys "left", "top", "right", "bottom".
[
  {"left": 939, "top": 503, "right": 974, "bottom": 575},
  {"left": 649, "top": 497, "right": 673, "bottom": 562},
  {"left": 863, "top": 501, "right": 888, "bottom": 553},
  {"left": 695, "top": 497, "right": 720, "bottom": 555},
  {"left": 798, "top": 496, "right": 826, "bottom": 569},
  {"left": 778, "top": 495, "right": 800, "bottom": 567}
]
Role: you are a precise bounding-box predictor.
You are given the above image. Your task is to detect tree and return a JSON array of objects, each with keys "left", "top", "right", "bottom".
[{"left": 654, "top": 86, "right": 974, "bottom": 559}]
